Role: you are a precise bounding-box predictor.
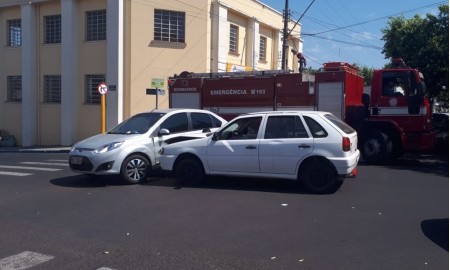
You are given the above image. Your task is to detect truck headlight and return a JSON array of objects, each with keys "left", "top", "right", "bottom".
[{"left": 94, "top": 142, "right": 124, "bottom": 154}]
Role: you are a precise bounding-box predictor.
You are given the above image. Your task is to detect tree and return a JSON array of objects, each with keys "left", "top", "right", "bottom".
[{"left": 381, "top": 5, "right": 449, "bottom": 100}]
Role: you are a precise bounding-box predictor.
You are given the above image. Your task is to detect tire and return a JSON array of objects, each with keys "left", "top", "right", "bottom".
[
  {"left": 175, "top": 158, "right": 204, "bottom": 185},
  {"left": 300, "top": 160, "right": 339, "bottom": 194},
  {"left": 360, "top": 130, "right": 393, "bottom": 164},
  {"left": 120, "top": 154, "right": 150, "bottom": 184}
]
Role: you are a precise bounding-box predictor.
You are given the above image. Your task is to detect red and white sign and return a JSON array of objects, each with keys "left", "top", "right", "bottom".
[{"left": 98, "top": 82, "right": 108, "bottom": 95}]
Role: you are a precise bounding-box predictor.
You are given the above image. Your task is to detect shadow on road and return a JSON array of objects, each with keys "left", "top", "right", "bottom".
[
  {"left": 421, "top": 218, "right": 449, "bottom": 252},
  {"left": 50, "top": 174, "right": 128, "bottom": 188},
  {"left": 359, "top": 153, "right": 449, "bottom": 177}
]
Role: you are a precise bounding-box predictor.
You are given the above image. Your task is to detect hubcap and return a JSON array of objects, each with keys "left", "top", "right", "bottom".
[{"left": 126, "top": 159, "right": 147, "bottom": 181}]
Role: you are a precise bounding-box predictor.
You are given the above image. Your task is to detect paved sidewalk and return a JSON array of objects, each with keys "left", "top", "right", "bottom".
[{"left": 0, "top": 146, "right": 71, "bottom": 153}]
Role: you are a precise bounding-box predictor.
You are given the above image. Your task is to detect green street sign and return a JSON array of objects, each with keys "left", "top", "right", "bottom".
[{"left": 151, "top": 78, "right": 165, "bottom": 89}]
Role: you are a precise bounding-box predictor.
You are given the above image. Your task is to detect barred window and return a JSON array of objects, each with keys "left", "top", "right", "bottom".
[
  {"left": 259, "top": 36, "right": 267, "bottom": 62},
  {"left": 44, "top": 75, "right": 61, "bottom": 103},
  {"left": 154, "top": 9, "right": 185, "bottom": 43},
  {"left": 229, "top": 24, "right": 238, "bottom": 54},
  {"left": 86, "top": 10, "right": 106, "bottom": 41},
  {"left": 85, "top": 74, "right": 105, "bottom": 104},
  {"left": 45, "top": 15, "right": 61, "bottom": 44},
  {"left": 7, "top": 19, "right": 21, "bottom": 47},
  {"left": 7, "top": 76, "right": 22, "bottom": 102}
]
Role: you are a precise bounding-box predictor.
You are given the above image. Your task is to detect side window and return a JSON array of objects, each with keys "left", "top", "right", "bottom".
[
  {"left": 160, "top": 113, "right": 188, "bottom": 133},
  {"left": 219, "top": 117, "right": 262, "bottom": 140},
  {"left": 211, "top": 115, "right": 223, "bottom": 127},
  {"left": 191, "top": 113, "right": 213, "bottom": 130},
  {"left": 303, "top": 116, "right": 328, "bottom": 138},
  {"left": 264, "top": 116, "right": 309, "bottom": 139}
]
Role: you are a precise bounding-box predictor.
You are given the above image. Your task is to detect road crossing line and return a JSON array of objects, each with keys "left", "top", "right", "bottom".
[
  {"left": 0, "top": 171, "right": 32, "bottom": 177},
  {"left": 0, "top": 165, "right": 62, "bottom": 172},
  {"left": 0, "top": 251, "right": 54, "bottom": 270},
  {"left": 20, "top": 162, "right": 69, "bottom": 167}
]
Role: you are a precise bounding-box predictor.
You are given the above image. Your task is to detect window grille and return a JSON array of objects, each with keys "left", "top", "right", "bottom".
[
  {"left": 7, "top": 19, "right": 21, "bottom": 46},
  {"left": 85, "top": 74, "right": 105, "bottom": 104},
  {"left": 259, "top": 36, "right": 267, "bottom": 61},
  {"left": 86, "top": 10, "right": 106, "bottom": 41},
  {"left": 7, "top": 76, "right": 22, "bottom": 102},
  {"left": 154, "top": 9, "right": 185, "bottom": 43},
  {"left": 229, "top": 24, "right": 238, "bottom": 54},
  {"left": 44, "top": 75, "right": 61, "bottom": 103},
  {"left": 45, "top": 15, "right": 61, "bottom": 44}
]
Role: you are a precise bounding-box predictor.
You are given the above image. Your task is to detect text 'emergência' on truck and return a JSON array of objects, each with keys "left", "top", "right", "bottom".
[{"left": 167, "top": 58, "right": 438, "bottom": 164}]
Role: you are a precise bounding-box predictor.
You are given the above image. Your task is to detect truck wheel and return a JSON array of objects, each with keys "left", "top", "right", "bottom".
[
  {"left": 175, "top": 158, "right": 204, "bottom": 185},
  {"left": 120, "top": 154, "right": 150, "bottom": 184},
  {"left": 300, "top": 160, "right": 340, "bottom": 194},
  {"left": 361, "top": 131, "right": 392, "bottom": 164}
]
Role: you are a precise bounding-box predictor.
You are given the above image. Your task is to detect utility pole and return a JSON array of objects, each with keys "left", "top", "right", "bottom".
[{"left": 281, "top": 0, "right": 289, "bottom": 70}]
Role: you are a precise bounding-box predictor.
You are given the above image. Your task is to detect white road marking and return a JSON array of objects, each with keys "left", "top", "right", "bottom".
[
  {"left": 0, "top": 165, "right": 61, "bottom": 172},
  {"left": 20, "top": 162, "right": 69, "bottom": 167},
  {"left": 0, "top": 171, "right": 32, "bottom": 177},
  {"left": 0, "top": 251, "right": 54, "bottom": 270},
  {"left": 97, "top": 268, "right": 117, "bottom": 270}
]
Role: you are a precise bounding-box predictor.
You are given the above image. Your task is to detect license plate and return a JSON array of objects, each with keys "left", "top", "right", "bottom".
[{"left": 70, "top": 156, "right": 83, "bottom": 165}]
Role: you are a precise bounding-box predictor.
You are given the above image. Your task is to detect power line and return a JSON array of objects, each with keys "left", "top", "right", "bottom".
[{"left": 303, "top": 1, "right": 446, "bottom": 36}]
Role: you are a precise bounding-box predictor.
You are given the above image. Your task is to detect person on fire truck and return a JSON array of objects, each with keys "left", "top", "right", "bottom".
[
  {"left": 291, "top": 49, "right": 306, "bottom": 72},
  {"left": 383, "top": 79, "right": 404, "bottom": 97}
]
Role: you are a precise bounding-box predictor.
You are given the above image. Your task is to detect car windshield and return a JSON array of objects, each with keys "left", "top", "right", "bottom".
[
  {"left": 324, "top": 114, "right": 355, "bottom": 134},
  {"left": 107, "top": 112, "right": 166, "bottom": 134}
]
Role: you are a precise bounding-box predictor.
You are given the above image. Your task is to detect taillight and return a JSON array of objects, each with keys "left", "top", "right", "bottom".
[{"left": 342, "top": 137, "right": 351, "bottom": 152}]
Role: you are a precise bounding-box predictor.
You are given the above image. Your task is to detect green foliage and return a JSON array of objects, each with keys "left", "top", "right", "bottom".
[{"left": 381, "top": 5, "right": 449, "bottom": 98}]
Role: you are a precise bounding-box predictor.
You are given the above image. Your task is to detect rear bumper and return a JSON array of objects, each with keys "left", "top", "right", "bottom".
[{"left": 328, "top": 149, "right": 360, "bottom": 176}]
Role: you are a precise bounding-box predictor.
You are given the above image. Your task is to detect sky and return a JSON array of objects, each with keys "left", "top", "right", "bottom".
[{"left": 259, "top": 0, "right": 446, "bottom": 70}]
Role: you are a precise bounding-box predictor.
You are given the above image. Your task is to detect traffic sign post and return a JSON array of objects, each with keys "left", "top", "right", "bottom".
[
  {"left": 147, "top": 78, "right": 166, "bottom": 110},
  {"left": 98, "top": 82, "right": 108, "bottom": 133}
]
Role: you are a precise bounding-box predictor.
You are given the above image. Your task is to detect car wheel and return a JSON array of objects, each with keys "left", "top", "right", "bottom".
[
  {"left": 361, "top": 130, "right": 392, "bottom": 164},
  {"left": 120, "top": 154, "right": 150, "bottom": 184},
  {"left": 175, "top": 158, "right": 204, "bottom": 185},
  {"left": 300, "top": 160, "right": 339, "bottom": 194}
]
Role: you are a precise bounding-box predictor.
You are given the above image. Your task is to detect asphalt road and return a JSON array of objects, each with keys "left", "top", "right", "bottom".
[{"left": 0, "top": 152, "right": 448, "bottom": 270}]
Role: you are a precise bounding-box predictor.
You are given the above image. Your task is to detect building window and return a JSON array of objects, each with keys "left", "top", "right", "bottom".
[
  {"left": 85, "top": 74, "right": 105, "bottom": 104},
  {"left": 259, "top": 36, "right": 267, "bottom": 62},
  {"left": 229, "top": 24, "right": 238, "bottom": 55},
  {"left": 7, "top": 76, "right": 22, "bottom": 102},
  {"left": 45, "top": 15, "right": 61, "bottom": 44},
  {"left": 7, "top": 19, "right": 21, "bottom": 47},
  {"left": 154, "top": 9, "right": 185, "bottom": 43},
  {"left": 86, "top": 10, "right": 106, "bottom": 41},
  {"left": 44, "top": 75, "right": 61, "bottom": 103}
]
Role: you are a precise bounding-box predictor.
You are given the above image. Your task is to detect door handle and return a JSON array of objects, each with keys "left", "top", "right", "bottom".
[
  {"left": 298, "top": 144, "right": 311, "bottom": 148},
  {"left": 246, "top": 145, "right": 257, "bottom": 149}
]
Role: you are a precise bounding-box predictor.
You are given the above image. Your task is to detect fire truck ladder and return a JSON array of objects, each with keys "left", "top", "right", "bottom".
[{"left": 174, "top": 69, "right": 292, "bottom": 79}]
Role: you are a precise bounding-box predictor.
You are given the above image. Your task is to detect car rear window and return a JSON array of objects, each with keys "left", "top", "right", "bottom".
[
  {"left": 324, "top": 114, "right": 355, "bottom": 134},
  {"left": 303, "top": 116, "right": 328, "bottom": 138}
]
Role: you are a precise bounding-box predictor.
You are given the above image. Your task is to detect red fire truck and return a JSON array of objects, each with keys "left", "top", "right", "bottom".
[{"left": 168, "top": 60, "right": 437, "bottom": 164}]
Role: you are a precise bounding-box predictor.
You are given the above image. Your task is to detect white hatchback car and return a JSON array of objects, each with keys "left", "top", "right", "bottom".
[
  {"left": 69, "top": 109, "right": 227, "bottom": 184},
  {"left": 159, "top": 111, "right": 360, "bottom": 194}
]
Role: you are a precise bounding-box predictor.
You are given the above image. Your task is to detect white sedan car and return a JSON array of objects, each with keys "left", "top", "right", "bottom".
[
  {"left": 69, "top": 108, "right": 227, "bottom": 184},
  {"left": 159, "top": 111, "right": 360, "bottom": 194}
]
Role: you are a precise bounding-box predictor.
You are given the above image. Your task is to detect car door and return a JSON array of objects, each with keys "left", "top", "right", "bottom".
[
  {"left": 152, "top": 112, "right": 190, "bottom": 163},
  {"left": 259, "top": 114, "right": 313, "bottom": 175},
  {"left": 206, "top": 116, "right": 262, "bottom": 173}
]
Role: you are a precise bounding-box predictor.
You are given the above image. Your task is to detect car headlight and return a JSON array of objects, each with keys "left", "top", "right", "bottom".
[{"left": 93, "top": 142, "right": 124, "bottom": 154}]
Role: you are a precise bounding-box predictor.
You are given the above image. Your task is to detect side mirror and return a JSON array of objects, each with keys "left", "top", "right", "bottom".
[
  {"left": 416, "top": 81, "right": 426, "bottom": 97},
  {"left": 158, "top": 128, "right": 170, "bottom": 137},
  {"left": 362, "top": 93, "right": 370, "bottom": 107},
  {"left": 202, "top": 128, "right": 211, "bottom": 133},
  {"left": 212, "top": 132, "right": 219, "bottom": 141}
]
